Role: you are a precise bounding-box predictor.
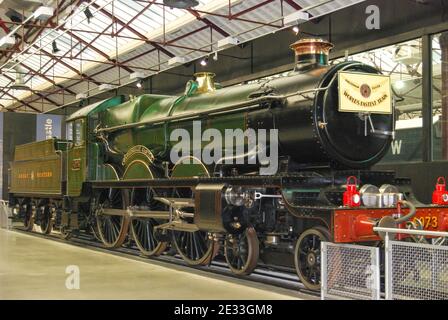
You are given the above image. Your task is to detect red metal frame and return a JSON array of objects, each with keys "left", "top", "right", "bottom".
[{"left": 333, "top": 207, "right": 448, "bottom": 243}]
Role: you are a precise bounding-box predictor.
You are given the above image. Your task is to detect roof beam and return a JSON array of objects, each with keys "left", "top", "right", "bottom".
[
  {"left": 283, "top": 0, "right": 302, "bottom": 10},
  {"left": 2, "top": 72, "right": 60, "bottom": 107},
  {"left": 231, "top": 0, "right": 276, "bottom": 19},
  {"left": 25, "top": 21, "right": 213, "bottom": 105},
  {"left": 4, "top": 90, "right": 42, "bottom": 113},
  {"left": 54, "top": 22, "right": 135, "bottom": 73},
  {"left": 19, "top": 62, "right": 77, "bottom": 95},
  {"left": 88, "top": 1, "right": 175, "bottom": 58},
  {"left": 187, "top": 8, "right": 231, "bottom": 38},
  {"left": 115, "top": 1, "right": 156, "bottom": 35}
]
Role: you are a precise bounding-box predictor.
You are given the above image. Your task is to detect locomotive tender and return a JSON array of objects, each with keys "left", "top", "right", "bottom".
[{"left": 9, "top": 38, "right": 448, "bottom": 291}]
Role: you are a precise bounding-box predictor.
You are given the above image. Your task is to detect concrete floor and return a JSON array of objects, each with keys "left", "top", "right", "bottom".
[{"left": 0, "top": 229, "right": 303, "bottom": 300}]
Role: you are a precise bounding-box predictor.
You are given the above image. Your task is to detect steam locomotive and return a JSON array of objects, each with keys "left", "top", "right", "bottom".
[{"left": 9, "top": 39, "right": 448, "bottom": 291}]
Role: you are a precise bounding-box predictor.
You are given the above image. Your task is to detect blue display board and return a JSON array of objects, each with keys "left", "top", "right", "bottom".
[{"left": 36, "top": 114, "right": 62, "bottom": 141}]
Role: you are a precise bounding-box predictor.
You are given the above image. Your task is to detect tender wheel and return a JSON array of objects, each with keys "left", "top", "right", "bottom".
[
  {"left": 224, "top": 227, "right": 259, "bottom": 275},
  {"left": 59, "top": 225, "right": 72, "bottom": 240},
  {"left": 294, "top": 226, "right": 331, "bottom": 291},
  {"left": 23, "top": 202, "right": 34, "bottom": 231},
  {"left": 130, "top": 188, "right": 168, "bottom": 257},
  {"left": 38, "top": 204, "right": 53, "bottom": 234},
  {"left": 172, "top": 230, "right": 216, "bottom": 266},
  {"left": 95, "top": 188, "right": 130, "bottom": 248}
]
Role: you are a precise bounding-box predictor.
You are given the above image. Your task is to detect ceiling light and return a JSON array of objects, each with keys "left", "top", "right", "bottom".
[
  {"left": 52, "top": 40, "right": 60, "bottom": 54},
  {"left": 130, "top": 72, "right": 145, "bottom": 81},
  {"left": 163, "top": 0, "right": 199, "bottom": 9},
  {"left": 292, "top": 24, "right": 300, "bottom": 35},
  {"left": 136, "top": 80, "right": 143, "bottom": 89},
  {"left": 10, "top": 66, "right": 29, "bottom": 90},
  {"left": 76, "top": 93, "right": 88, "bottom": 100},
  {"left": 217, "top": 36, "right": 240, "bottom": 50},
  {"left": 284, "top": 11, "right": 310, "bottom": 26},
  {"left": 99, "top": 84, "right": 116, "bottom": 91},
  {"left": 84, "top": 7, "right": 94, "bottom": 23},
  {"left": 33, "top": 6, "right": 54, "bottom": 21},
  {"left": 168, "top": 56, "right": 187, "bottom": 66},
  {"left": 200, "top": 56, "right": 208, "bottom": 67},
  {"left": 213, "top": 52, "right": 218, "bottom": 61},
  {"left": 0, "top": 36, "right": 15, "bottom": 49}
]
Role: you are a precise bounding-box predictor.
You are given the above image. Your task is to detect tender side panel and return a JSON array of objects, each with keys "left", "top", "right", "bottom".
[
  {"left": 14, "top": 139, "right": 57, "bottom": 161},
  {"left": 10, "top": 155, "right": 62, "bottom": 195}
]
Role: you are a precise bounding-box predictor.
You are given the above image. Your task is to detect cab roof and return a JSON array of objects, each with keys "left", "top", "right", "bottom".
[{"left": 66, "top": 95, "right": 126, "bottom": 122}]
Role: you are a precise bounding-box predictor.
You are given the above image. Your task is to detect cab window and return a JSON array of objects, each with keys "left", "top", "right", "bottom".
[
  {"left": 66, "top": 122, "right": 73, "bottom": 141},
  {"left": 74, "top": 119, "right": 85, "bottom": 146}
]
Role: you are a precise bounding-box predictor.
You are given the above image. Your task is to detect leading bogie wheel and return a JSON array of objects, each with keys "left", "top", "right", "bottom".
[
  {"left": 294, "top": 226, "right": 331, "bottom": 291},
  {"left": 95, "top": 188, "right": 130, "bottom": 248},
  {"left": 224, "top": 227, "right": 259, "bottom": 275}
]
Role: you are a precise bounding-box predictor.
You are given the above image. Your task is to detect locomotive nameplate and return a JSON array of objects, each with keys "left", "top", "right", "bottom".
[{"left": 338, "top": 71, "right": 392, "bottom": 114}]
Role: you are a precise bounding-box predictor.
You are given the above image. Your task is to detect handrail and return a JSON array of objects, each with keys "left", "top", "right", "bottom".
[{"left": 373, "top": 226, "right": 448, "bottom": 238}]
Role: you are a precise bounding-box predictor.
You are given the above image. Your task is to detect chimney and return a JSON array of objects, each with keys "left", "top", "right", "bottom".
[{"left": 290, "top": 38, "right": 334, "bottom": 70}]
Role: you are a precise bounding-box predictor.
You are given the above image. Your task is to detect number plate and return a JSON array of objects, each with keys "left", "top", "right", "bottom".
[{"left": 413, "top": 216, "right": 438, "bottom": 229}]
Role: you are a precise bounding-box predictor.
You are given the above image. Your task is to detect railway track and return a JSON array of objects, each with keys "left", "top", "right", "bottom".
[{"left": 12, "top": 226, "right": 319, "bottom": 299}]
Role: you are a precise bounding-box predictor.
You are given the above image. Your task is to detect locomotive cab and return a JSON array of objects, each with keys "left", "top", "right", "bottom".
[
  {"left": 65, "top": 96, "right": 126, "bottom": 196},
  {"left": 66, "top": 118, "right": 87, "bottom": 197}
]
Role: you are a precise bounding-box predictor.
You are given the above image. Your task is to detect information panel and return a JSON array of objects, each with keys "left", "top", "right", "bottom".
[{"left": 36, "top": 114, "right": 62, "bottom": 141}]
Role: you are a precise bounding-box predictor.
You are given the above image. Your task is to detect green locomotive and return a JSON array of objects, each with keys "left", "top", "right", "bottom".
[{"left": 11, "top": 39, "right": 447, "bottom": 291}]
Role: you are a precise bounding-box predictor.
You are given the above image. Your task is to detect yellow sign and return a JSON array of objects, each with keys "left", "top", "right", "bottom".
[
  {"left": 338, "top": 71, "right": 392, "bottom": 114},
  {"left": 18, "top": 171, "right": 53, "bottom": 179}
]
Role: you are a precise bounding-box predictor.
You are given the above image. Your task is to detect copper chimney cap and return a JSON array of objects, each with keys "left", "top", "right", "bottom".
[{"left": 290, "top": 38, "right": 334, "bottom": 66}]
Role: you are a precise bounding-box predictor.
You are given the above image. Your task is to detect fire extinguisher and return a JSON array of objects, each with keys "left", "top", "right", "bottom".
[
  {"left": 432, "top": 177, "right": 448, "bottom": 205},
  {"left": 343, "top": 176, "right": 361, "bottom": 207}
]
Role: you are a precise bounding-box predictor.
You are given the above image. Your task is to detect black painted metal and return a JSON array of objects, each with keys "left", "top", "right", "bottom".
[
  {"left": 247, "top": 61, "right": 393, "bottom": 168},
  {"left": 422, "top": 34, "right": 433, "bottom": 162}
]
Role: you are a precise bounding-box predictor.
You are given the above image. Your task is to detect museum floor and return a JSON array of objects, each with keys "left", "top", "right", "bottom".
[{"left": 0, "top": 229, "right": 305, "bottom": 300}]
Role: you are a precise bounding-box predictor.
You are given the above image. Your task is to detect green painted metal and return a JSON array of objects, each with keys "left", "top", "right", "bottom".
[
  {"left": 123, "top": 161, "right": 152, "bottom": 180},
  {"left": 67, "top": 118, "right": 86, "bottom": 196},
  {"left": 171, "top": 158, "right": 210, "bottom": 178},
  {"left": 101, "top": 164, "right": 119, "bottom": 181},
  {"left": 96, "top": 83, "right": 252, "bottom": 162},
  {"left": 66, "top": 96, "right": 126, "bottom": 122},
  {"left": 10, "top": 139, "right": 66, "bottom": 196},
  {"left": 65, "top": 96, "right": 128, "bottom": 192}
]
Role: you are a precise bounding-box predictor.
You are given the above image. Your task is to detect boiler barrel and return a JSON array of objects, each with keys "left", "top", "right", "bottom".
[{"left": 247, "top": 61, "right": 394, "bottom": 168}]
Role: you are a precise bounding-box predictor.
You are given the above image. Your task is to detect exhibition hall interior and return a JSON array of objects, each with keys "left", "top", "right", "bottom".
[{"left": 0, "top": 0, "right": 447, "bottom": 306}]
